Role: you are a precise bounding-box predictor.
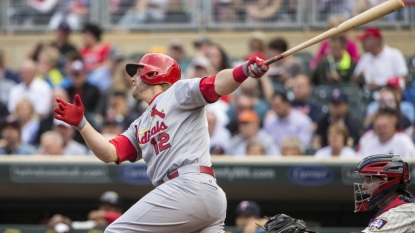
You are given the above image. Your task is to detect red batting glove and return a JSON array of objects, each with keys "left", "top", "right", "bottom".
[
  {"left": 54, "top": 94, "right": 86, "bottom": 130},
  {"left": 233, "top": 57, "right": 269, "bottom": 83}
]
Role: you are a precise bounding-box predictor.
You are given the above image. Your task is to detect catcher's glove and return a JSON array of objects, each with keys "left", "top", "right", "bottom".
[{"left": 262, "top": 214, "right": 315, "bottom": 233}]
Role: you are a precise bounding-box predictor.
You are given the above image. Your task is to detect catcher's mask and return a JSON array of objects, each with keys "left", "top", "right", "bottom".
[
  {"left": 125, "top": 53, "right": 181, "bottom": 85},
  {"left": 354, "top": 154, "right": 410, "bottom": 213}
]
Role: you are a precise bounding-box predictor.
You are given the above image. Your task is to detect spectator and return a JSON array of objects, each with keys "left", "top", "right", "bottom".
[
  {"left": 88, "top": 45, "right": 125, "bottom": 93},
  {"left": 52, "top": 21, "right": 77, "bottom": 61},
  {"left": 48, "top": 191, "right": 123, "bottom": 230},
  {"left": 278, "top": 0, "right": 298, "bottom": 21},
  {"left": 79, "top": 23, "right": 114, "bottom": 92},
  {"left": 364, "top": 86, "right": 413, "bottom": 135},
  {"left": 37, "top": 46, "right": 64, "bottom": 87},
  {"left": 80, "top": 23, "right": 111, "bottom": 73},
  {"left": 0, "top": 50, "right": 20, "bottom": 83},
  {"left": 167, "top": 40, "right": 190, "bottom": 75},
  {"left": 317, "top": 0, "right": 355, "bottom": 21},
  {"left": 267, "top": 38, "right": 304, "bottom": 88},
  {"left": 366, "top": 78, "right": 415, "bottom": 124},
  {"left": 8, "top": 59, "right": 52, "bottom": 116},
  {"left": 246, "top": 141, "right": 266, "bottom": 156},
  {"left": 0, "top": 119, "right": 36, "bottom": 155},
  {"left": 192, "top": 36, "right": 213, "bottom": 58},
  {"left": 109, "top": 45, "right": 125, "bottom": 76},
  {"left": 291, "top": 74, "right": 323, "bottom": 128},
  {"left": 35, "top": 88, "right": 69, "bottom": 144},
  {"left": 109, "top": 0, "right": 134, "bottom": 24},
  {"left": 39, "top": 131, "right": 64, "bottom": 155},
  {"left": 15, "top": 0, "right": 58, "bottom": 26},
  {"left": 118, "top": 0, "right": 168, "bottom": 26},
  {"left": 164, "top": 0, "right": 190, "bottom": 23},
  {"left": 312, "top": 35, "right": 357, "bottom": 85},
  {"left": 237, "top": 78, "right": 270, "bottom": 120},
  {"left": 245, "top": 31, "right": 267, "bottom": 61},
  {"left": 48, "top": 0, "right": 89, "bottom": 31},
  {"left": 264, "top": 92, "right": 313, "bottom": 148},
  {"left": 105, "top": 91, "right": 141, "bottom": 131},
  {"left": 235, "top": 200, "right": 264, "bottom": 233},
  {"left": 207, "top": 112, "right": 231, "bottom": 155},
  {"left": 53, "top": 119, "right": 87, "bottom": 155},
  {"left": 314, "top": 123, "right": 357, "bottom": 158},
  {"left": 246, "top": 0, "right": 282, "bottom": 22},
  {"left": 227, "top": 110, "right": 280, "bottom": 156},
  {"left": 185, "top": 56, "right": 214, "bottom": 80},
  {"left": 64, "top": 59, "right": 101, "bottom": 144},
  {"left": 0, "top": 61, "right": 16, "bottom": 119},
  {"left": 13, "top": 99, "right": 40, "bottom": 145},
  {"left": 101, "top": 119, "right": 124, "bottom": 136},
  {"left": 353, "top": 27, "right": 408, "bottom": 90},
  {"left": 226, "top": 94, "right": 254, "bottom": 135},
  {"left": 226, "top": 82, "right": 269, "bottom": 135},
  {"left": 310, "top": 14, "right": 359, "bottom": 69},
  {"left": 214, "top": 0, "right": 244, "bottom": 23},
  {"left": 59, "top": 51, "right": 82, "bottom": 88},
  {"left": 280, "top": 136, "right": 304, "bottom": 156},
  {"left": 206, "top": 44, "right": 232, "bottom": 74},
  {"left": 64, "top": 59, "right": 101, "bottom": 114},
  {"left": 357, "top": 108, "right": 415, "bottom": 158},
  {"left": 315, "top": 89, "right": 361, "bottom": 149}
]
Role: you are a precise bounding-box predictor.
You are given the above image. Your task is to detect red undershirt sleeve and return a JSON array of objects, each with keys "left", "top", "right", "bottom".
[
  {"left": 199, "top": 75, "right": 221, "bottom": 103},
  {"left": 109, "top": 135, "right": 138, "bottom": 165},
  {"left": 104, "top": 211, "right": 122, "bottom": 224}
]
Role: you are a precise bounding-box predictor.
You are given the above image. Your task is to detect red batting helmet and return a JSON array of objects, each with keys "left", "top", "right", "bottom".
[
  {"left": 354, "top": 154, "right": 411, "bottom": 213},
  {"left": 125, "top": 53, "right": 181, "bottom": 85}
]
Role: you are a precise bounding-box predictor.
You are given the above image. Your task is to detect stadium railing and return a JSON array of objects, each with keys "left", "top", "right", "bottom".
[{"left": 1, "top": 0, "right": 415, "bottom": 33}]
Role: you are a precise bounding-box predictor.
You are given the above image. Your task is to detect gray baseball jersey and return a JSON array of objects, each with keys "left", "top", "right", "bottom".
[{"left": 121, "top": 78, "right": 211, "bottom": 186}]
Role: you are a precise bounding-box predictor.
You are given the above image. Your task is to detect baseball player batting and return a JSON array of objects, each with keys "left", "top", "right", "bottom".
[{"left": 54, "top": 53, "right": 269, "bottom": 232}]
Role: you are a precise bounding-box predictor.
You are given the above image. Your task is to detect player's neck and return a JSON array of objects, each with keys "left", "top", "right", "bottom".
[
  {"left": 377, "top": 193, "right": 400, "bottom": 209},
  {"left": 143, "top": 86, "right": 164, "bottom": 105}
]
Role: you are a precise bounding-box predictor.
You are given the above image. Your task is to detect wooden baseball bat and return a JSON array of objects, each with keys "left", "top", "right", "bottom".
[{"left": 264, "top": 0, "right": 405, "bottom": 65}]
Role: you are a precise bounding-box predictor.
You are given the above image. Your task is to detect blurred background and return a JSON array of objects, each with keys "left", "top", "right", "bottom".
[{"left": 0, "top": 0, "right": 415, "bottom": 232}]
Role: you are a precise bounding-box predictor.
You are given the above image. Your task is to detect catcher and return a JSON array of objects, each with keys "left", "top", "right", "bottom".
[
  {"left": 261, "top": 154, "right": 415, "bottom": 233},
  {"left": 355, "top": 154, "right": 415, "bottom": 232}
]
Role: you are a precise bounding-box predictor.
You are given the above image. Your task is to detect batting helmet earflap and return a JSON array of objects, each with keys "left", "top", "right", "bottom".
[{"left": 125, "top": 53, "right": 181, "bottom": 85}]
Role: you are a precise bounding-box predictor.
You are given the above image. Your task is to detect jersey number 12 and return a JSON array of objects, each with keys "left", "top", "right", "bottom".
[{"left": 150, "top": 133, "right": 171, "bottom": 155}]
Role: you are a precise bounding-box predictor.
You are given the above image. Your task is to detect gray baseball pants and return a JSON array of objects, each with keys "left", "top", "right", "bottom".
[{"left": 105, "top": 172, "right": 227, "bottom": 233}]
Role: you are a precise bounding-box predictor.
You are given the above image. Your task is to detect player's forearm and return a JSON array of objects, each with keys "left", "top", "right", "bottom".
[
  {"left": 214, "top": 69, "right": 241, "bottom": 96},
  {"left": 215, "top": 57, "right": 268, "bottom": 96},
  {"left": 79, "top": 122, "right": 118, "bottom": 163}
]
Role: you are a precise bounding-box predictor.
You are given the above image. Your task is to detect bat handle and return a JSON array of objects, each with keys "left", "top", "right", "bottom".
[{"left": 264, "top": 54, "right": 285, "bottom": 65}]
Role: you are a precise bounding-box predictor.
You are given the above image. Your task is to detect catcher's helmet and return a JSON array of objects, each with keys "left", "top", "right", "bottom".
[
  {"left": 354, "top": 154, "right": 411, "bottom": 213},
  {"left": 125, "top": 53, "right": 181, "bottom": 85}
]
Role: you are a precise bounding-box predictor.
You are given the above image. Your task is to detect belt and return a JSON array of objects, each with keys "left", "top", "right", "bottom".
[{"left": 159, "top": 165, "right": 215, "bottom": 185}]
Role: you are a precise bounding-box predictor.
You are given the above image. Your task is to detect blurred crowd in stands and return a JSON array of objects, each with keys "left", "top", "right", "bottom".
[
  {"left": 1, "top": 11, "right": 415, "bottom": 158},
  {"left": 6, "top": 0, "right": 408, "bottom": 31}
]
